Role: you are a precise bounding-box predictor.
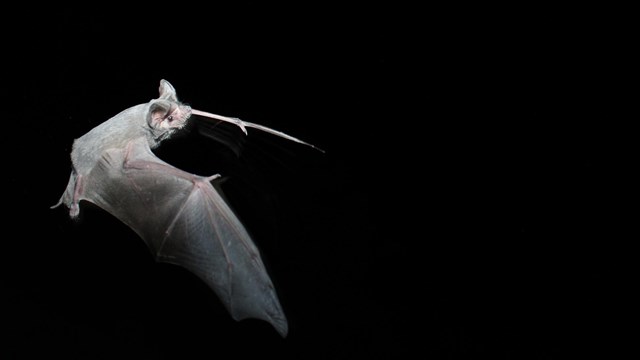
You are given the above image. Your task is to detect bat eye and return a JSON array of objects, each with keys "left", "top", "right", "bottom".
[{"left": 167, "top": 115, "right": 174, "bottom": 121}]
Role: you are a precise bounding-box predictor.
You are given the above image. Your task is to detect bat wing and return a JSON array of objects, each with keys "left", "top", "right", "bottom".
[{"left": 77, "top": 137, "right": 288, "bottom": 336}]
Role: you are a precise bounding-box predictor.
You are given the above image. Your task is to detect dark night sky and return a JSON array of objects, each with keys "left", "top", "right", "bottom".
[{"left": 1, "top": 4, "right": 630, "bottom": 359}]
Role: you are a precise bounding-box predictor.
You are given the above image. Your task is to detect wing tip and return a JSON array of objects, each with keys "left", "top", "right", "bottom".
[
  {"left": 231, "top": 309, "right": 289, "bottom": 337},
  {"left": 270, "top": 315, "right": 289, "bottom": 338}
]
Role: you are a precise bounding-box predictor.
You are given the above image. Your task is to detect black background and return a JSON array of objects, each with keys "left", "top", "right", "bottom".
[{"left": 2, "top": 4, "right": 630, "bottom": 359}]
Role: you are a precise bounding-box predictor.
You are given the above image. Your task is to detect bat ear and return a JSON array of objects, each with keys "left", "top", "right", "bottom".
[
  {"left": 158, "top": 79, "right": 178, "bottom": 101},
  {"left": 147, "top": 100, "right": 168, "bottom": 126}
]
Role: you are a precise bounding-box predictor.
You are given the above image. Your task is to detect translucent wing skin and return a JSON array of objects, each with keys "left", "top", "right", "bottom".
[
  {"left": 65, "top": 137, "right": 288, "bottom": 336},
  {"left": 51, "top": 79, "right": 324, "bottom": 337}
]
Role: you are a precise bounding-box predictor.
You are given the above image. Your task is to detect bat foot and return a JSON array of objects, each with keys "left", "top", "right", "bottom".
[{"left": 69, "top": 203, "right": 80, "bottom": 218}]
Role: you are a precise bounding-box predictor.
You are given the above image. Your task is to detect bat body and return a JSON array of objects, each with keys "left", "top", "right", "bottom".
[{"left": 53, "top": 80, "right": 317, "bottom": 337}]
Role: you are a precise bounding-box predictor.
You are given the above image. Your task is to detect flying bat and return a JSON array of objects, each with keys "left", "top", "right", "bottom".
[{"left": 52, "top": 79, "right": 321, "bottom": 337}]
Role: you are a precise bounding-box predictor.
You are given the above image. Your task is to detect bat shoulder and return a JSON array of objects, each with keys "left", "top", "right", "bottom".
[{"left": 70, "top": 107, "right": 151, "bottom": 174}]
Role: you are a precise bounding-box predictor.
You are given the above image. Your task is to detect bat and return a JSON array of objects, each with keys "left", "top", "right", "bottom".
[{"left": 52, "top": 79, "right": 322, "bottom": 337}]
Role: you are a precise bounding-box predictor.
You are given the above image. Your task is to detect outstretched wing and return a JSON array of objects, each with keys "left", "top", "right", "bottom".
[{"left": 80, "top": 138, "right": 288, "bottom": 336}]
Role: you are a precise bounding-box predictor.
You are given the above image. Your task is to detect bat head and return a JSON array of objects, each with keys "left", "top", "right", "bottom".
[{"left": 147, "top": 80, "right": 192, "bottom": 138}]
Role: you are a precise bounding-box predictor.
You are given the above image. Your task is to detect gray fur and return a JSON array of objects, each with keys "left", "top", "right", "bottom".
[{"left": 52, "top": 80, "right": 288, "bottom": 337}]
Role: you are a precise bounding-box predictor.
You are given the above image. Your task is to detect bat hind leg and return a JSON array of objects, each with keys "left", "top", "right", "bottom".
[
  {"left": 51, "top": 171, "right": 84, "bottom": 218},
  {"left": 68, "top": 174, "right": 84, "bottom": 218}
]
